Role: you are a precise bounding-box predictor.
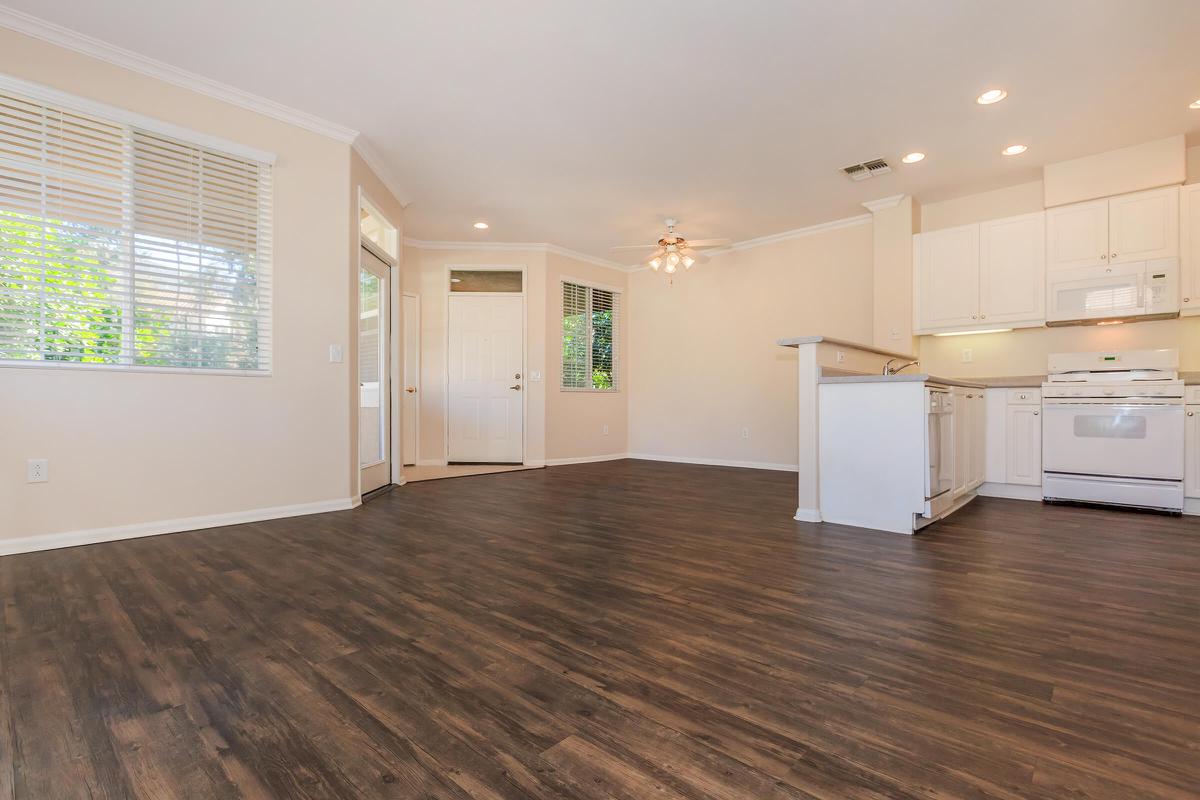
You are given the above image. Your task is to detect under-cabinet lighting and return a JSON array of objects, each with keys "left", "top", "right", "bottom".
[{"left": 931, "top": 328, "right": 1013, "bottom": 337}]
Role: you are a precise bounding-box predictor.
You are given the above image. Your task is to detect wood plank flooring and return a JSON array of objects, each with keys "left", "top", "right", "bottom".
[{"left": 1, "top": 458, "right": 1197, "bottom": 799}]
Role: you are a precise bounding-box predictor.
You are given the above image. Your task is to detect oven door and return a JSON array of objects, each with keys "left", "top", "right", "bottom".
[{"left": 1042, "top": 400, "right": 1184, "bottom": 480}]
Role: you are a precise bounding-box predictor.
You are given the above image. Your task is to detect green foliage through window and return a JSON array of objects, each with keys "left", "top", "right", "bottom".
[{"left": 561, "top": 281, "right": 619, "bottom": 390}]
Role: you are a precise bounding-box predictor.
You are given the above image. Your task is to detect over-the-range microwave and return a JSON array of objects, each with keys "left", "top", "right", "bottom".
[{"left": 1046, "top": 258, "right": 1179, "bottom": 326}]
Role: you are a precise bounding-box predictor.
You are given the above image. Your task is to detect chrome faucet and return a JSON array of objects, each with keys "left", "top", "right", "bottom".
[{"left": 883, "top": 358, "right": 920, "bottom": 375}]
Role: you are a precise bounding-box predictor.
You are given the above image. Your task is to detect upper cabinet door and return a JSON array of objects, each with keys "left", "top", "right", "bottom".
[
  {"left": 979, "top": 212, "right": 1045, "bottom": 325},
  {"left": 1046, "top": 199, "right": 1108, "bottom": 271},
  {"left": 1179, "top": 184, "right": 1200, "bottom": 315},
  {"left": 914, "top": 224, "right": 980, "bottom": 332},
  {"left": 1108, "top": 185, "right": 1178, "bottom": 264}
]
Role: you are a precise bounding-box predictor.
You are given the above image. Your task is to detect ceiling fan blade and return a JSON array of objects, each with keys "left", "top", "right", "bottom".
[
  {"left": 611, "top": 244, "right": 660, "bottom": 251},
  {"left": 685, "top": 238, "right": 732, "bottom": 248}
]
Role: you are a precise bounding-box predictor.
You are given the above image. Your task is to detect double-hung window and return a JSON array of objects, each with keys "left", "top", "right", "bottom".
[
  {"left": 0, "top": 78, "right": 273, "bottom": 373},
  {"left": 561, "top": 280, "right": 620, "bottom": 391}
]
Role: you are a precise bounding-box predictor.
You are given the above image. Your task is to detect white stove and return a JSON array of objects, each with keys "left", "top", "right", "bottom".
[{"left": 1042, "top": 349, "right": 1184, "bottom": 513}]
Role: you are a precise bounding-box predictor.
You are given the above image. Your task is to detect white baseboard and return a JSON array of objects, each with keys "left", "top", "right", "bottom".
[
  {"left": 523, "top": 458, "right": 547, "bottom": 467},
  {"left": 977, "top": 482, "right": 1043, "bottom": 501},
  {"left": 0, "top": 497, "right": 357, "bottom": 558},
  {"left": 544, "top": 453, "right": 630, "bottom": 466},
  {"left": 794, "top": 508, "right": 821, "bottom": 522},
  {"left": 1185, "top": 498, "right": 1200, "bottom": 516},
  {"left": 628, "top": 453, "right": 799, "bottom": 472}
]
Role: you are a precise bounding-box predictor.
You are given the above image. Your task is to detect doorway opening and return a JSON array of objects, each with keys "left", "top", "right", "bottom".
[{"left": 358, "top": 193, "right": 398, "bottom": 497}]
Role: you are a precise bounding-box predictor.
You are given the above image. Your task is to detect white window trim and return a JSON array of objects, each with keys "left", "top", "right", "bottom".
[
  {"left": 560, "top": 276, "right": 621, "bottom": 393},
  {"left": 0, "top": 74, "right": 275, "bottom": 376},
  {"left": 0, "top": 73, "right": 277, "bottom": 164}
]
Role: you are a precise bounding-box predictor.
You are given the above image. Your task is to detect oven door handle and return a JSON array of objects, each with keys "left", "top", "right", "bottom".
[{"left": 1042, "top": 401, "right": 1183, "bottom": 412}]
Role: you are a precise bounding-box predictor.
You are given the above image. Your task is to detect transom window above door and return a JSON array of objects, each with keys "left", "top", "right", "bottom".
[
  {"left": 449, "top": 270, "right": 523, "bottom": 293},
  {"left": 561, "top": 280, "right": 620, "bottom": 391}
]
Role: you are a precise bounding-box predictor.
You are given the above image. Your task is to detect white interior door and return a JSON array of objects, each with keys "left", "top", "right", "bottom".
[
  {"left": 448, "top": 295, "right": 524, "bottom": 463},
  {"left": 359, "top": 247, "right": 390, "bottom": 493},
  {"left": 402, "top": 293, "right": 419, "bottom": 466}
]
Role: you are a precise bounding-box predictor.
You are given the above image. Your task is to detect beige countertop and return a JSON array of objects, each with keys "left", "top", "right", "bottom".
[{"left": 819, "top": 373, "right": 987, "bottom": 389}]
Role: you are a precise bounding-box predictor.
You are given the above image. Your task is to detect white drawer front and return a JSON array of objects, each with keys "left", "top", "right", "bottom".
[{"left": 1007, "top": 388, "right": 1041, "bottom": 405}]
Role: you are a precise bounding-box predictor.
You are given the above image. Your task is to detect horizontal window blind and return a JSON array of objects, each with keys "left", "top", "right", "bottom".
[
  {"left": 561, "top": 280, "right": 620, "bottom": 391},
  {"left": 0, "top": 86, "right": 272, "bottom": 372}
]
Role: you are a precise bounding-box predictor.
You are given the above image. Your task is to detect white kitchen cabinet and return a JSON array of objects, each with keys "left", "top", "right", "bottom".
[
  {"left": 1186, "top": 404, "right": 1200, "bottom": 500},
  {"left": 951, "top": 388, "right": 986, "bottom": 496},
  {"left": 914, "top": 224, "right": 980, "bottom": 331},
  {"left": 1005, "top": 404, "right": 1042, "bottom": 486},
  {"left": 1181, "top": 183, "right": 1200, "bottom": 315},
  {"left": 970, "top": 392, "right": 986, "bottom": 490},
  {"left": 1046, "top": 199, "right": 1108, "bottom": 271},
  {"left": 914, "top": 216, "right": 1043, "bottom": 334},
  {"left": 952, "top": 388, "right": 970, "bottom": 497},
  {"left": 1108, "top": 186, "right": 1179, "bottom": 264},
  {"left": 1046, "top": 186, "right": 1178, "bottom": 271},
  {"left": 979, "top": 212, "right": 1045, "bottom": 324}
]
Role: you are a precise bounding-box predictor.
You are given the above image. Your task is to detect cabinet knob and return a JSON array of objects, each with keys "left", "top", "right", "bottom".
[
  {"left": 1111, "top": 252, "right": 1117, "bottom": 259},
  {"left": 1185, "top": 297, "right": 1191, "bottom": 303},
  {"left": 971, "top": 314, "right": 978, "bottom": 319},
  {"left": 980, "top": 314, "right": 986, "bottom": 319},
  {"left": 1100, "top": 254, "right": 1107, "bottom": 259},
  {"left": 1190, "top": 411, "right": 1195, "bottom": 417},
  {"left": 1033, "top": 411, "right": 1039, "bottom": 416}
]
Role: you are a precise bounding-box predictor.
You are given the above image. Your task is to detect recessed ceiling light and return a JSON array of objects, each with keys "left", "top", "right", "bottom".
[
  {"left": 1191, "top": 98, "right": 1200, "bottom": 109},
  {"left": 1002, "top": 144, "right": 1028, "bottom": 156},
  {"left": 901, "top": 152, "right": 926, "bottom": 164},
  {"left": 473, "top": 221, "right": 489, "bottom": 230},
  {"left": 976, "top": 88, "right": 1008, "bottom": 105}
]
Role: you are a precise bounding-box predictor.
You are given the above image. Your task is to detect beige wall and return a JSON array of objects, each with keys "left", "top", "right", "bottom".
[
  {"left": 544, "top": 253, "right": 629, "bottom": 461},
  {"left": 401, "top": 246, "right": 548, "bottom": 465},
  {"left": 0, "top": 29, "right": 354, "bottom": 540},
  {"left": 914, "top": 146, "right": 1200, "bottom": 378},
  {"left": 628, "top": 221, "right": 874, "bottom": 468},
  {"left": 870, "top": 197, "right": 918, "bottom": 353}
]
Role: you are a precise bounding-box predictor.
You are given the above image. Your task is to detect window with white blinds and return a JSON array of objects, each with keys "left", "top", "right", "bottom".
[
  {"left": 0, "top": 83, "right": 273, "bottom": 372},
  {"left": 561, "top": 280, "right": 620, "bottom": 391}
]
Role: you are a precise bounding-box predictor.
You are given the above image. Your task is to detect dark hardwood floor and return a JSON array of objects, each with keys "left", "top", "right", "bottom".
[{"left": 1, "top": 459, "right": 1198, "bottom": 799}]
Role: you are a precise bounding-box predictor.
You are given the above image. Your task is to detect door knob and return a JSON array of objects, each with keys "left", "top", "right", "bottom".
[
  {"left": 514, "top": 372, "right": 522, "bottom": 379},
  {"left": 404, "top": 386, "right": 416, "bottom": 394},
  {"left": 509, "top": 384, "right": 522, "bottom": 391}
]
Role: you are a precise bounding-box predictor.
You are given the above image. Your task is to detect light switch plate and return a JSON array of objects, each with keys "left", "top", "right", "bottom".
[
  {"left": 962, "top": 348, "right": 973, "bottom": 363},
  {"left": 329, "top": 344, "right": 344, "bottom": 363},
  {"left": 530, "top": 370, "right": 542, "bottom": 382}
]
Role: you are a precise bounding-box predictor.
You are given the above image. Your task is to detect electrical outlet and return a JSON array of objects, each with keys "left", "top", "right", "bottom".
[
  {"left": 890, "top": 327, "right": 900, "bottom": 340},
  {"left": 962, "top": 348, "right": 973, "bottom": 363},
  {"left": 328, "top": 344, "right": 344, "bottom": 363},
  {"left": 741, "top": 427, "right": 750, "bottom": 440},
  {"left": 835, "top": 350, "right": 846, "bottom": 364},
  {"left": 602, "top": 424, "right": 609, "bottom": 436},
  {"left": 27, "top": 458, "right": 48, "bottom": 483}
]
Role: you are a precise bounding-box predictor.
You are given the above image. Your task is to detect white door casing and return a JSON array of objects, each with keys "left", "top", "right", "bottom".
[
  {"left": 447, "top": 294, "right": 525, "bottom": 463},
  {"left": 402, "top": 293, "right": 420, "bottom": 466},
  {"left": 359, "top": 247, "right": 391, "bottom": 494}
]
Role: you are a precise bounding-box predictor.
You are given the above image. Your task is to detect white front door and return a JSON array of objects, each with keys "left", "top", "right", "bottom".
[
  {"left": 402, "top": 293, "right": 420, "bottom": 466},
  {"left": 359, "top": 247, "right": 390, "bottom": 493},
  {"left": 448, "top": 295, "right": 524, "bottom": 463}
]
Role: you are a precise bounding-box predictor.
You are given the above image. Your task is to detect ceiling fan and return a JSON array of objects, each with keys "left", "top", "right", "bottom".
[{"left": 612, "top": 219, "right": 730, "bottom": 277}]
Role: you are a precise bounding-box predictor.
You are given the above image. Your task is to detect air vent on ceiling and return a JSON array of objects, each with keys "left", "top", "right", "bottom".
[{"left": 841, "top": 158, "right": 892, "bottom": 181}]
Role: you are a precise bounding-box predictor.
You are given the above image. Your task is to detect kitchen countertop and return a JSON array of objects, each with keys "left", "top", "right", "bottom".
[
  {"left": 970, "top": 375, "right": 1045, "bottom": 388},
  {"left": 819, "top": 373, "right": 987, "bottom": 389},
  {"left": 776, "top": 335, "right": 917, "bottom": 361},
  {"left": 1183, "top": 371, "right": 1200, "bottom": 385}
]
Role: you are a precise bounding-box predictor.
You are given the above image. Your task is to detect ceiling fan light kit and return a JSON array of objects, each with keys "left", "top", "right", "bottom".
[{"left": 614, "top": 218, "right": 729, "bottom": 280}]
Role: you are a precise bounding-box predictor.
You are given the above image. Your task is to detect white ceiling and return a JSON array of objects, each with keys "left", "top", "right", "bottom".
[{"left": 8, "top": 0, "right": 1200, "bottom": 260}]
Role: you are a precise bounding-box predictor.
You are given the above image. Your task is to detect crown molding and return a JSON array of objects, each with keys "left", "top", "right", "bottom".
[
  {"left": 861, "top": 194, "right": 906, "bottom": 213},
  {"left": 352, "top": 136, "right": 412, "bottom": 208},
  {"left": 0, "top": 5, "right": 359, "bottom": 143},
  {"left": 720, "top": 213, "right": 872, "bottom": 254},
  {"left": 403, "top": 238, "right": 632, "bottom": 272}
]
